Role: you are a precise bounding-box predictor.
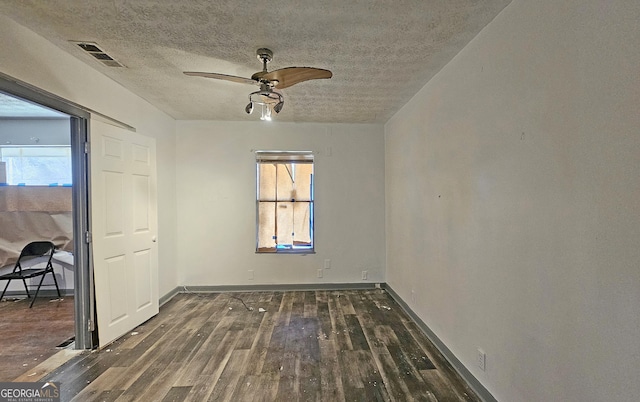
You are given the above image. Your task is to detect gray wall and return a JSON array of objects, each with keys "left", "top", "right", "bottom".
[
  {"left": 385, "top": 0, "right": 640, "bottom": 401},
  {"left": 0, "top": 119, "right": 70, "bottom": 145}
]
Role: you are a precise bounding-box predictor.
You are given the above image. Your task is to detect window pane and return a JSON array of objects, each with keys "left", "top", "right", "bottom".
[
  {"left": 293, "top": 202, "right": 311, "bottom": 245},
  {"left": 257, "top": 201, "right": 276, "bottom": 251},
  {"left": 258, "top": 163, "right": 276, "bottom": 201},
  {"left": 294, "top": 163, "right": 313, "bottom": 201},
  {"left": 276, "top": 201, "right": 294, "bottom": 246},
  {"left": 276, "top": 164, "right": 295, "bottom": 201},
  {"left": 0, "top": 147, "right": 72, "bottom": 185}
]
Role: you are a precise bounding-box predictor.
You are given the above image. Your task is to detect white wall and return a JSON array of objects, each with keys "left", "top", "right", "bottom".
[
  {"left": 176, "top": 121, "right": 385, "bottom": 286},
  {"left": 0, "top": 16, "right": 178, "bottom": 296},
  {"left": 385, "top": 0, "right": 640, "bottom": 401}
]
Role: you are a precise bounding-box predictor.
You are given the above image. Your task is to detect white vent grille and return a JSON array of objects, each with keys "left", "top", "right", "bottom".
[{"left": 70, "top": 41, "right": 125, "bottom": 68}]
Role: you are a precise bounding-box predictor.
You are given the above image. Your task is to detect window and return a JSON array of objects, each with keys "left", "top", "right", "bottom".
[
  {"left": 0, "top": 146, "right": 72, "bottom": 185},
  {"left": 256, "top": 151, "right": 314, "bottom": 253}
]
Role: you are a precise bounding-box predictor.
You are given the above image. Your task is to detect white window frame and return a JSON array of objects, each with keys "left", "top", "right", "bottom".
[{"left": 256, "top": 151, "right": 314, "bottom": 253}]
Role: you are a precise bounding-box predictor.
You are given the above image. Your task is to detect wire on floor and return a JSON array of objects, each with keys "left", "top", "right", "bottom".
[
  {"left": 182, "top": 285, "right": 206, "bottom": 297},
  {"left": 181, "top": 286, "right": 254, "bottom": 311},
  {"left": 230, "top": 295, "right": 254, "bottom": 311}
]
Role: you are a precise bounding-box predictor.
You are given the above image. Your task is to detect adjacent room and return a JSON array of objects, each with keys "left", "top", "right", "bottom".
[
  {"left": 0, "top": 95, "right": 76, "bottom": 381},
  {"left": 0, "top": 0, "right": 638, "bottom": 401}
]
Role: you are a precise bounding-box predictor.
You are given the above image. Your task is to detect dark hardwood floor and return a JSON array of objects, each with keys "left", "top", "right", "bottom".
[
  {"left": 43, "top": 290, "right": 479, "bottom": 401},
  {"left": 0, "top": 296, "right": 75, "bottom": 381}
]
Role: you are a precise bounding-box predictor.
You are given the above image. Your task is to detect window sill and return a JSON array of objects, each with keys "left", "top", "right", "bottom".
[{"left": 256, "top": 250, "right": 316, "bottom": 255}]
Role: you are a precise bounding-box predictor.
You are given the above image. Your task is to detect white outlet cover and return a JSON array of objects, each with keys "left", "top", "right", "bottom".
[{"left": 477, "top": 349, "right": 486, "bottom": 371}]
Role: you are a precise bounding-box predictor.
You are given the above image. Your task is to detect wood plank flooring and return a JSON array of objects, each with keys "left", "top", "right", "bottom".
[
  {"left": 0, "top": 296, "right": 74, "bottom": 381},
  {"left": 43, "top": 290, "right": 480, "bottom": 401}
]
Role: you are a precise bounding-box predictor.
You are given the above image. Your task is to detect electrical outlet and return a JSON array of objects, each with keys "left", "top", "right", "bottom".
[
  {"left": 477, "top": 348, "right": 486, "bottom": 371},
  {"left": 317, "top": 269, "right": 323, "bottom": 278},
  {"left": 324, "top": 259, "right": 331, "bottom": 269},
  {"left": 248, "top": 270, "right": 254, "bottom": 280},
  {"left": 361, "top": 270, "right": 368, "bottom": 280},
  {"left": 411, "top": 289, "right": 416, "bottom": 303}
]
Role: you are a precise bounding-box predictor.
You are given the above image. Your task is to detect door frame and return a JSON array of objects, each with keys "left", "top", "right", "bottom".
[{"left": 0, "top": 74, "right": 94, "bottom": 349}]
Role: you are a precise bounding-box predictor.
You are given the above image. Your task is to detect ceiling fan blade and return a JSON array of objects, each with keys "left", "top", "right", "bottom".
[
  {"left": 261, "top": 67, "right": 332, "bottom": 89},
  {"left": 183, "top": 71, "right": 257, "bottom": 85}
]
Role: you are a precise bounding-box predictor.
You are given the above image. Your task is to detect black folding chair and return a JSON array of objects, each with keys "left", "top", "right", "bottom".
[{"left": 0, "top": 241, "right": 61, "bottom": 308}]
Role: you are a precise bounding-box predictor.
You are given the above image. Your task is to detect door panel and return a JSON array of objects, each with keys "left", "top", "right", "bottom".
[
  {"left": 91, "top": 119, "right": 158, "bottom": 347},
  {"left": 104, "top": 172, "right": 125, "bottom": 235},
  {"left": 133, "top": 249, "right": 152, "bottom": 310},
  {"left": 132, "top": 175, "right": 150, "bottom": 232},
  {"left": 105, "top": 255, "right": 128, "bottom": 323}
]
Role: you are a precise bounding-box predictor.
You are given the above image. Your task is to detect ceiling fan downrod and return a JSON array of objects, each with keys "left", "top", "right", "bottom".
[{"left": 256, "top": 48, "right": 273, "bottom": 73}]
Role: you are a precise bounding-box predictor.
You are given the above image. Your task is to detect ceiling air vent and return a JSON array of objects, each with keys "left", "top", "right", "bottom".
[{"left": 70, "top": 41, "right": 125, "bottom": 68}]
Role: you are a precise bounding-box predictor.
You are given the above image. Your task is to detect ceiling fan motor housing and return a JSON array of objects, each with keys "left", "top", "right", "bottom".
[{"left": 256, "top": 48, "right": 273, "bottom": 63}]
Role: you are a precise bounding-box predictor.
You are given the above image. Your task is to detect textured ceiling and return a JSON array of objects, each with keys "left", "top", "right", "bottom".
[
  {"left": 0, "top": 0, "right": 511, "bottom": 124},
  {"left": 0, "top": 92, "right": 68, "bottom": 118}
]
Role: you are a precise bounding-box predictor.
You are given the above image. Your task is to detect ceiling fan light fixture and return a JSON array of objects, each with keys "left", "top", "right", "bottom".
[
  {"left": 248, "top": 88, "right": 283, "bottom": 120},
  {"left": 274, "top": 100, "right": 284, "bottom": 114},
  {"left": 260, "top": 104, "right": 272, "bottom": 121}
]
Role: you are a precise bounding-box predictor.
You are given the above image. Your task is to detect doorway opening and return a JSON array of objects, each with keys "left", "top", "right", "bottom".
[{"left": 0, "top": 77, "right": 94, "bottom": 381}]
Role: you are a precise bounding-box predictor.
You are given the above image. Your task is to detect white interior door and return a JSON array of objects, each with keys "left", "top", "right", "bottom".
[{"left": 90, "top": 119, "right": 159, "bottom": 347}]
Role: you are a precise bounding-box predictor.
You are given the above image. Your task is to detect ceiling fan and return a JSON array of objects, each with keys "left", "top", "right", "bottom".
[{"left": 184, "top": 48, "right": 332, "bottom": 120}]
